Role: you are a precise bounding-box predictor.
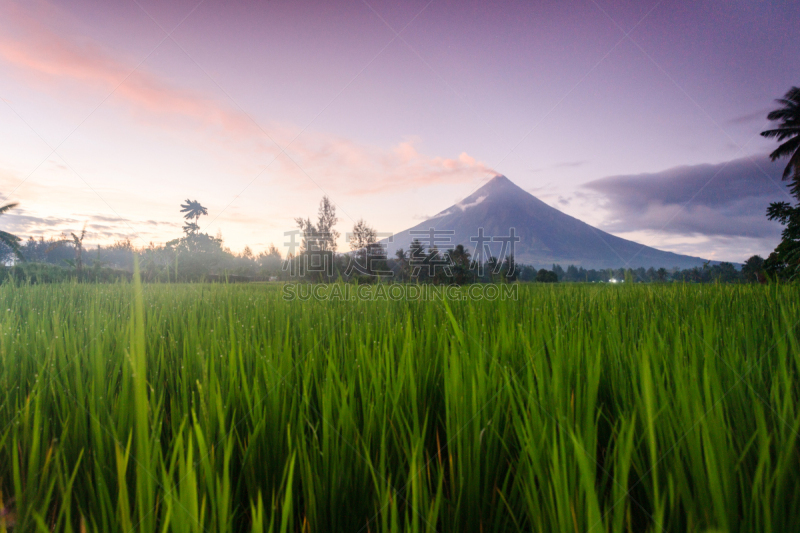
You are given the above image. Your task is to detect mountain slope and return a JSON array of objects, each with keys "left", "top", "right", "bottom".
[{"left": 383, "top": 175, "right": 709, "bottom": 269}]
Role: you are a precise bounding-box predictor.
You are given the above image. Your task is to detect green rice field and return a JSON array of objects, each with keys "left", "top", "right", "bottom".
[{"left": 0, "top": 276, "right": 798, "bottom": 532}]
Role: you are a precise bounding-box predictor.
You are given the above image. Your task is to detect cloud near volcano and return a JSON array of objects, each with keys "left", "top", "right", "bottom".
[{"left": 583, "top": 155, "right": 792, "bottom": 239}]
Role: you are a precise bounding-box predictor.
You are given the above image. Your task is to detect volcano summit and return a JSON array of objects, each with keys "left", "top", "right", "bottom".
[{"left": 384, "top": 175, "right": 709, "bottom": 270}]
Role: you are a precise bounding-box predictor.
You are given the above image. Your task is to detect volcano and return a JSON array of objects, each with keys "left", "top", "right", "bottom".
[{"left": 383, "top": 175, "right": 709, "bottom": 270}]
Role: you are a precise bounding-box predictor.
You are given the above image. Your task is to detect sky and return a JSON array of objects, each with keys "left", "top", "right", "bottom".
[{"left": 0, "top": 0, "right": 798, "bottom": 262}]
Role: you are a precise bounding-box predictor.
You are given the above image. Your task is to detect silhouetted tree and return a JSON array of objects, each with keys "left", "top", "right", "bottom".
[
  {"left": 519, "top": 265, "right": 537, "bottom": 281},
  {"left": 762, "top": 87, "right": 800, "bottom": 279},
  {"left": 294, "top": 217, "right": 318, "bottom": 255},
  {"left": 71, "top": 225, "right": 87, "bottom": 274},
  {"left": 565, "top": 264, "right": 580, "bottom": 282},
  {"left": 44, "top": 224, "right": 87, "bottom": 274},
  {"left": 393, "top": 248, "right": 409, "bottom": 280},
  {"left": 0, "top": 202, "right": 22, "bottom": 261},
  {"left": 761, "top": 87, "right": 800, "bottom": 189},
  {"left": 710, "top": 262, "right": 738, "bottom": 283},
  {"left": 447, "top": 244, "right": 473, "bottom": 284},
  {"left": 408, "top": 239, "right": 425, "bottom": 280},
  {"left": 180, "top": 199, "right": 208, "bottom": 234},
  {"left": 96, "top": 238, "right": 135, "bottom": 270},
  {"left": 764, "top": 201, "right": 800, "bottom": 279},
  {"left": 292, "top": 197, "right": 341, "bottom": 280},
  {"left": 552, "top": 264, "right": 565, "bottom": 281},
  {"left": 536, "top": 269, "right": 558, "bottom": 283},
  {"left": 256, "top": 244, "right": 282, "bottom": 276},
  {"left": 500, "top": 254, "right": 517, "bottom": 282},
  {"left": 316, "top": 196, "right": 340, "bottom": 252},
  {"left": 741, "top": 255, "right": 765, "bottom": 283},
  {"left": 349, "top": 219, "right": 379, "bottom": 276},
  {"left": 484, "top": 256, "right": 499, "bottom": 282}
]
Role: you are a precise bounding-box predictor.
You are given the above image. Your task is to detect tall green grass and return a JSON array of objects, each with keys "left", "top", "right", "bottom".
[{"left": 0, "top": 280, "right": 797, "bottom": 532}]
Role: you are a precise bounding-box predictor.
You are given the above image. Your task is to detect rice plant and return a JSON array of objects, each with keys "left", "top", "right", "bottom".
[{"left": 0, "top": 278, "right": 797, "bottom": 532}]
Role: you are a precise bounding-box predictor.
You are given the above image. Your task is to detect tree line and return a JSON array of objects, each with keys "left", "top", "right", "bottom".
[
  {"left": 0, "top": 196, "right": 774, "bottom": 285},
  {"left": 0, "top": 84, "right": 798, "bottom": 283}
]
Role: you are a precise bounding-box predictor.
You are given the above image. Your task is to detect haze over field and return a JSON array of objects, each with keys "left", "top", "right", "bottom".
[{"left": 1, "top": 0, "right": 798, "bottom": 261}]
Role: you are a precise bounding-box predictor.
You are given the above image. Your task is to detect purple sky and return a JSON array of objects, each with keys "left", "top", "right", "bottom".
[{"left": 1, "top": 0, "right": 798, "bottom": 261}]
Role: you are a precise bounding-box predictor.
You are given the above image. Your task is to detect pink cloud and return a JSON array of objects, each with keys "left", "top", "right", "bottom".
[
  {"left": 0, "top": 0, "right": 497, "bottom": 195},
  {"left": 0, "top": 1, "right": 262, "bottom": 140},
  {"left": 279, "top": 135, "right": 496, "bottom": 195}
]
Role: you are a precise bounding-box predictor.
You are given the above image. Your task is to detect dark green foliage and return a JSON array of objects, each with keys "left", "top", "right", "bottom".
[
  {"left": 535, "top": 268, "right": 558, "bottom": 282},
  {"left": 760, "top": 86, "right": 800, "bottom": 185},
  {"left": 764, "top": 202, "right": 800, "bottom": 279},
  {"left": 761, "top": 87, "right": 800, "bottom": 280},
  {"left": 0, "top": 262, "right": 130, "bottom": 284},
  {"left": 742, "top": 255, "right": 766, "bottom": 283}
]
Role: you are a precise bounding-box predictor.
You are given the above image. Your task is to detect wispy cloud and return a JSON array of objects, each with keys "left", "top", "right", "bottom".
[
  {"left": 0, "top": 0, "right": 495, "bottom": 197},
  {"left": 291, "top": 142, "right": 496, "bottom": 196},
  {"left": 726, "top": 108, "right": 772, "bottom": 126},
  {"left": 530, "top": 160, "right": 588, "bottom": 173},
  {"left": 0, "top": 206, "right": 179, "bottom": 243}
]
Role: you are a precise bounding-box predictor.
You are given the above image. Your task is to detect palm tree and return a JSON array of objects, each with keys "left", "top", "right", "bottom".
[
  {"left": 0, "top": 202, "right": 22, "bottom": 260},
  {"left": 761, "top": 86, "right": 800, "bottom": 196},
  {"left": 762, "top": 87, "right": 800, "bottom": 279},
  {"left": 182, "top": 221, "right": 200, "bottom": 235},
  {"left": 180, "top": 199, "right": 208, "bottom": 234}
]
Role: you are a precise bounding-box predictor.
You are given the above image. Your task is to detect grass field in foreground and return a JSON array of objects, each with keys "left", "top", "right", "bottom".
[{"left": 0, "top": 279, "right": 798, "bottom": 532}]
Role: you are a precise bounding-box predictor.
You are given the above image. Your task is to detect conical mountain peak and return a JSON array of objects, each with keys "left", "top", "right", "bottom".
[
  {"left": 477, "top": 174, "right": 519, "bottom": 193},
  {"left": 487, "top": 174, "right": 510, "bottom": 184},
  {"left": 459, "top": 174, "right": 529, "bottom": 205},
  {"left": 383, "top": 174, "right": 709, "bottom": 269}
]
